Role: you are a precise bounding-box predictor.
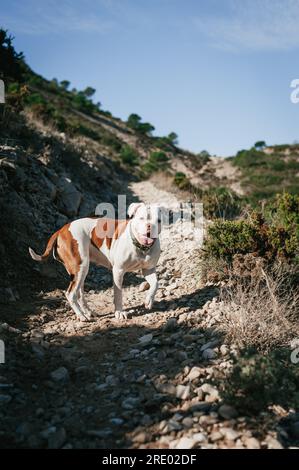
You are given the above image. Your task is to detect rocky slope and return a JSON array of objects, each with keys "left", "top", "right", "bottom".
[{"left": 1, "top": 180, "right": 296, "bottom": 449}]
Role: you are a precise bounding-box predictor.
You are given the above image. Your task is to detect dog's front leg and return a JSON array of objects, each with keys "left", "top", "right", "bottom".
[
  {"left": 142, "top": 268, "right": 158, "bottom": 309},
  {"left": 113, "top": 266, "right": 127, "bottom": 320}
]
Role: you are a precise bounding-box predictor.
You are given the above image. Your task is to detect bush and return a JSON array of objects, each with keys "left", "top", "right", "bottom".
[
  {"left": 173, "top": 172, "right": 191, "bottom": 190},
  {"left": 120, "top": 145, "right": 139, "bottom": 166},
  {"left": 223, "top": 348, "right": 299, "bottom": 414},
  {"left": 127, "top": 113, "right": 155, "bottom": 136},
  {"left": 202, "top": 187, "right": 242, "bottom": 220},
  {"left": 204, "top": 193, "right": 299, "bottom": 263},
  {"left": 142, "top": 151, "right": 169, "bottom": 174},
  {"left": 216, "top": 264, "right": 299, "bottom": 352}
]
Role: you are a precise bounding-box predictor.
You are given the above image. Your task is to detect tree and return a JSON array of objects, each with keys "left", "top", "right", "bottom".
[
  {"left": 127, "top": 113, "right": 142, "bottom": 129},
  {"left": 127, "top": 113, "right": 155, "bottom": 136},
  {"left": 82, "top": 86, "right": 96, "bottom": 98},
  {"left": 167, "top": 132, "right": 178, "bottom": 145},
  {"left": 60, "top": 80, "right": 70, "bottom": 90},
  {"left": 0, "top": 29, "right": 24, "bottom": 81},
  {"left": 254, "top": 141, "right": 266, "bottom": 150}
]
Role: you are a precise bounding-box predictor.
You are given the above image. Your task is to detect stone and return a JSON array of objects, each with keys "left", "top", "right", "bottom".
[
  {"left": 290, "top": 421, "right": 299, "bottom": 439},
  {"left": 202, "top": 348, "right": 216, "bottom": 360},
  {"left": 265, "top": 435, "right": 283, "bottom": 449},
  {"left": 133, "top": 431, "right": 150, "bottom": 444},
  {"left": 57, "top": 176, "right": 82, "bottom": 217},
  {"left": 182, "top": 417, "right": 194, "bottom": 428},
  {"left": 0, "top": 394, "right": 12, "bottom": 405},
  {"left": 138, "top": 333, "right": 153, "bottom": 346},
  {"left": 200, "top": 339, "right": 219, "bottom": 351},
  {"left": 163, "top": 317, "right": 178, "bottom": 332},
  {"left": 122, "top": 397, "right": 140, "bottom": 410},
  {"left": 244, "top": 437, "right": 261, "bottom": 449},
  {"left": 48, "top": 427, "right": 66, "bottom": 449},
  {"left": 186, "top": 367, "right": 202, "bottom": 382},
  {"left": 155, "top": 382, "right": 176, "bottom": 395},
  {"left": 220, "top": 344, "right": 229, "bottom": 356},
  {"left": 176, "top": 384, "right": 191, "bottom": 400},
  {"left": 110, "top": 418, "right": 124, "bottom": 426},
  {"left": 175, "top": 437, "right": 196, "bottom": 449},
  {"left": 210, "top": 431, "right": 223, "bottom": 442},
  {"left": 220, "top": 427, "right": 240, "bottom": 441},
  {"left": 218, "top": 404, "right": 238, "bottom": 420},
  {"left": 50, "top": 367, "right": 69, "bottom": 383}
]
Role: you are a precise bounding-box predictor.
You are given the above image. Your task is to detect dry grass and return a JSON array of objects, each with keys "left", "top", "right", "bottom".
[{"left": 217, "top": 264, "right": 299, "bottom": 352}]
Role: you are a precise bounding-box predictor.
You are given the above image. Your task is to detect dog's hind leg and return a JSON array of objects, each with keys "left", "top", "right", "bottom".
[
  {"left": 65, "top": 260, "right": 91, "bottom": 321},
  {"left": 78, "top": 281, "right": 94, "bottom": 318}
]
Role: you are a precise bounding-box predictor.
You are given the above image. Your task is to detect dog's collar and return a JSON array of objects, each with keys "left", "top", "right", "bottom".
[{"left": 130, "top": 223, "right": 155, "bottom": 252}]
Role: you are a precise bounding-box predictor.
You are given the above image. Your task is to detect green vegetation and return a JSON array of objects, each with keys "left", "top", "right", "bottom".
[
  {"left": 120, "top": 145, "right": 140, "bottom": 166},
  {"left": 223, "top": 349, "right": 299, "bottom": 414},
  {"left": 204, "top": 193, "right": 299, "bottom": 263},
  {"left": 233, "top": 145, "right": 299, "bottom": 202},
  {"left": 127, "top": 113, "right": 155, "bottom": 136},
  {"left": 142, "top": 150, "right": 169, "bottom": 174}
]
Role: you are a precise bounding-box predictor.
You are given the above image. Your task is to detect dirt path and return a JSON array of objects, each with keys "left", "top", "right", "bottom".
[{"left": 0, "top": 182, "right": 284, "bottom": 449}]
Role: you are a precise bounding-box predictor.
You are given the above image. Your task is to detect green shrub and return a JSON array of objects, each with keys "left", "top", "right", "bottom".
[
  {"left": 205, "top": 193, "right": 299, "bottom": 263},
  {"left": 120, "top": 145, "right": 139, "bottom": 166},
  {"left": 174, "top": 172, "right": 191, "bottom": 190},
  {"left": 127, "top": 113, "right": 155, "bottom": 135},
  {"left": 223, "top": 349, "right": 299, "bottom": 414},
  {"left": 142, "top": 151, "right": 169, "bottom": 174},
  {"left": 202, "top": 187, "right": 242, "bottom": 220}
]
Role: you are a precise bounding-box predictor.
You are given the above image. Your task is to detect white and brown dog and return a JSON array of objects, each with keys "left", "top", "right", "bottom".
[{"left": 29, "top": 203, "right": 161, "bottom": 321}]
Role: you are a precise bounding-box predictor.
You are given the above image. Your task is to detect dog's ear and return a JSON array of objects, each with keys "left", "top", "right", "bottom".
[{"left": 128, "top": 203, "right": 143, "bottom": 218}]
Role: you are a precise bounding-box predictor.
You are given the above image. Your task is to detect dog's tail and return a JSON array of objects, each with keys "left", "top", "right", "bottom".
[{"left": 29, "top": 229, "right": 60, "bottom": 262}]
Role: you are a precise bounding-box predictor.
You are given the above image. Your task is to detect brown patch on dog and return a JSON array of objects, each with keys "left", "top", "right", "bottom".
[
  {"left": 92, "top": 218, "right": 129, "bottom": 251},
  {"left": 56, "top": 223, "right": 81, "bottom": 276}
]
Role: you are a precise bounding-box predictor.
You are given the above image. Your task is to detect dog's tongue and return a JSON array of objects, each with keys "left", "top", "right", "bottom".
[{"left": 140, "top": 234, "right": 154, "bottom": 246}]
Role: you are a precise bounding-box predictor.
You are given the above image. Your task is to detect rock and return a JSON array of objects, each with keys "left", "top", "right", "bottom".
[
  {"left": 200, "top": 339, "right": 219, "bottom": 351},
  {"left": 264, "top": 435, "right": 283, "bottom": 449},
  {"left": 218, "top": 404, "right": 238, "bottom": 420},
  {"left": 176, "top": 384, "right": 191, "bottom": 400},
  {"left": 201, "top": 383, "right": 219, "bottom": 402},
  {"left": 244, "top": 437, "right": 261, "bottom": 449},
  {"left": 16, "top": 422, "right": 32, "bottom": 436},
  {"left": 175, "top": 437, "right": 196, "bottom": 449},
  {"left": 192, "top": 432, "right": 207, "bottom": 443},
  {"left": 122, "top": 397, "right": 140, "bottom": 410},
  {"left": 220, "top": 344, "right": 229, "bottom": 356},
  {"left": 86, "top": 429, "right": 113, "bottom": 438},
  {"left": 57, "top": 176, "right": 82, "bottom": 217},
  {"left": 220, "top": 427, "right": 240, "bottom": 441},
  {"left": 210, "top": 431, "right": 223, "bottom": 442},
  {"left": 48, "top": 428, "right": 66, "bottom": 449},
  {"left": 138, "top": 333, "right": 153, "bottom": 346},
  {"left": 163, "top": 317, "right": 178, "bottom": 332},
  {"left": 139, "top": 281, "right": 150, "bottom": 292},
  {"left": 0, "top": 394, "right": 12, "bottom": 405},
  {"left": 155, "top": 382, "right": 176, "bottom": 395},
  {"left": 202, "top": 348, "right": 216, "bottom": 360},
  {"left": 110, "top": 418, "right": 124, "bottom": 426},
  {"left": 290, "top": 421, "right": 299, "bottom": 439},
  {"left": 50, "top": 367, "right": 69, "bottom": 383},
  {"left": 182, "top": 417, "right": 193, "bottom": 428},
  {"left": 133, "top": 431, "right": 150, "bottom": 444},
  {"left": 186, "top": 366, "right": 202, "bottom": 382},
  {"left": 174, "top": 351, "right": 188, "bottom": 361}
]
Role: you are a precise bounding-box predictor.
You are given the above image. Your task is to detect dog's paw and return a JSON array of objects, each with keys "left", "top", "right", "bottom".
[
  {"left": 114, "top": 310, "right": 128, "bottom": 321},
  {"left": 76, "top": 312, "right": 92, "bottom": 322},
  {"left": 144, "top": 297, "right": 154, "bottom": 310}
]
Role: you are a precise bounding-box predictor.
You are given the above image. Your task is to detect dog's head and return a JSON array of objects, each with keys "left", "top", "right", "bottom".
[{"left": 128, "top": 203, "right": 161, "bottom": 247}]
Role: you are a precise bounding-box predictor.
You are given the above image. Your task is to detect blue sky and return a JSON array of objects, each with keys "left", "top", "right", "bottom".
[{"left": 2, "top": 0, "right": 299, "bottom": 156}]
